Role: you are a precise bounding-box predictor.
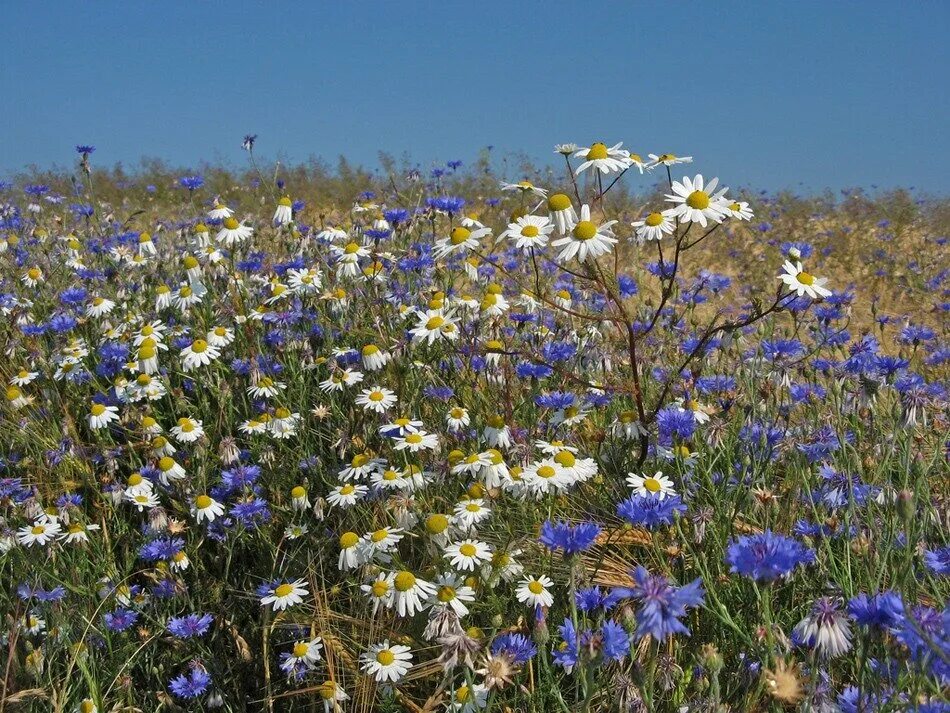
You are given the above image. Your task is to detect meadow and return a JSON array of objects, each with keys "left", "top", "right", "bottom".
[{"left": 0, "top": 142, "right": 947, "bottom": 712}]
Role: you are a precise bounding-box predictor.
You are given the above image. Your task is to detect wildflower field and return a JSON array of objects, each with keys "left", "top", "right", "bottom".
[{"left": 0, "top": 142, "right": 947, "bottom": 713}]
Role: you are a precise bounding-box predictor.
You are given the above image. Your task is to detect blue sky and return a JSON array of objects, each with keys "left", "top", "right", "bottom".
[{"left": 2, "top": 1, "right": 948, "bottom": 192}]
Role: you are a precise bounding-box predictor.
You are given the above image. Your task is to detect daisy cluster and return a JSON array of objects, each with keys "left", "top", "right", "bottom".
[{"left": 0, "top": 140, "right": 946, "bottom": 712}]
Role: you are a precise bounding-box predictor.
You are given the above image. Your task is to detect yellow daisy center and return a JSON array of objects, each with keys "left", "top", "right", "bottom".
[
  {"left": 90, "top": 404, "right": 106, "bottom": 416},
  {"left": 548, "top": 193, "right": 572, "bottom": 211},
  {"left": 686, "top": 191, "right": 710, "bottom": 210},
  {"left": 797, "top": 271, "right": 815, "bottom": 285},
  {"left": 222, "top": 217, "right": 239, "bottom": 230},
  {"left": 376, "top": 649, "right": 395, "bottom": 666},
  {"left": 371, "top": 580, "right": 390, "bottom": 597},
  {"left": 572, "top": 221, "right": 598, "bottom": 241},
  {"left": 450, "top": 226, "right": 472, "bottom": 245},
  {"left": 371, "top": 529, "right": 389, "bottom": 543},
  {"left": 425, "top": 514, "right": 449, "bottom": 534},
  {"left": 425, "top": 316, "right": 445, "bottom": 330},
  {"left": 293, "top": 642, "right": 309, "bottom": 658},
  {"left": 643, "top": 477, "right": 661, "bottom": 493},
  {"left": 537, "top": 465, "right": 556, "bottom": 479},
  {"left": 645, "top": 212, "right": 665, "bottom": 227},
  {"left": 274, "top": 583, "right": 294, "bottom": 598},
  {"left": 291, "top": 486, "right": 306, "bottom": 498},
  {"left": 587, "top": 143, "right": 609, "bottom": 160},
  {"left": 554, "top": 451, "right": 576, "bottom": 468},
  {"left": 459, "top": 543, "right": 477, "bottom": 557},
  {"left": 195, "top": 495, "right": 212, "bottom": 509},
  {"left": 437, "top": 585, "right": 457, "bottom": 602},
  {"left": 340, "top": 531, "right": 359, "bottom": 548},
  {"left": 394, "top": 571, "right": 416, "bottom": 591},
  {"left": 190, "top": 339, "right": 208, "bottom": 354}
]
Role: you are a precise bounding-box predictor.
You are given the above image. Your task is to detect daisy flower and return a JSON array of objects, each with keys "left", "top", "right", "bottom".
[
  {"left": 208, "top": 200, "right": 233, "bottom": 220},
  {"left": 10, "top": 369, "right": 38, "bottom": 387},
  {"left": 327, "top": 482, "right": 368, "bottom": 508},
  {"left": 260, "top": 579, "right": 309, "bottom": 611},
  {"left": 394, "top": 429, "right": 439, "bottom": 453},
  {"left": 547, "top": 193, "right": 578, "bottom": 234},
  {"left": 62, "top": 522, "right": 101, "bottom": 544},
  {"left": 126, "top": 490, "right": 161, "bottom": 512},
  {"left": 665, "top": 174, "right": 728, "bottom": 227},
  {"left": 268, "top": 407, "right": 300, "bottom": 439},
  {"left": 391, "top": 570, "right": 436, "bottom": 617},
  {"left": 356, "top": 386, "right": 398, "bottom": 413},
  {"left": 410, "top": 310, "right": 460, "bottom": 345},
  {"left": 361, "top": 344, "right": 391, "bottom": 371},
  {"left": 516, "top": 575, "right": 555, "bottom": 608},
  {"left": 632, "top": 210, "right": 676, "bottom": 242},
  {"left": 88, "top": 403, "right": 119, "bottom": 429},
  {"left": 362, "top": 527, "right": 404, "bottom": 560},
  {"left": 429, "top": 573, "right": 476, "bottom": 617},
  {"left": 626, "top": 471, "right": 677, "bottom": 500},
  {"left": 724, "top": 200, "right": 754, "bottom": 221},
  {"left": 626, "top": 152, "right": 648, "bottom": 173},
  {"left": 482, "top": 415, "right": 512, "bottom": 449},
  {"left": 501, "top": 214, "right": 554, "bottom": 251},
  {"left": 191, "top": 494, "right": 224, "bottom": 523},
  {"left": 500, "top": 180, "right": 548, "bottom": 198},
  {"left": 551, "top": 204, "right": 618, "bottom": 263},
  {"left": 362, "top": 572, "right": 395, "bottom": 612},
  {"left": 447, "top": 683, "right": 489, "bottom": 713},
  {"left": 522, "top": 459, "right": 568, "bottom": 495},
  {"left": 778, "top": 261, "right": 832, "bottom": 299},
  {"left": 316, "top": 680, "right": 349, "bottom": 711},
  {"left": 247, "top": 376, "right": 285, "bottom": 399},
  {"left": 170, "top": 417, "right": 204, "bottom": 443},
  {"left": 85, "top": 296, "right": 116, "bottom": 318},
  {"left": 280, "top": 637, "right": 323, "bottom": 674},
  {"left": 434, "top": 226, "right": 491, "bottom": 259},
  {"left": 17, "top": 520, "right": 62, "bottom": 547},
  {"left": 215, "top": 217, "right": 253, "bottom": 246},
  {"left": 648, "top": 153, "right": 693, "bottom": 167},
  {"left": 446, "top": 406, "right": 470, "bottom": 432},
  {"left": 338, "top": 531, "right": 364, "bottom": 570},
  {"left": 273, "top": 196, "right": 294, "bottom": 226},
  {"left": 573, "top": 142, "right": 629, "bottom": 175},
  {"left": 180, "top": 339, "right": 221, "bottom": 371},
  {"left": 206, "top": 325, "right": 235, "bottom": 347},
  {"left": 444, "top": 539, "right": 493, "bottom": 571},
  {"left": 452, "top": 499, "right": 492, "bottom": 531},
  {"left": 361, "top": 641, "right": 413, "bottom": 683}
]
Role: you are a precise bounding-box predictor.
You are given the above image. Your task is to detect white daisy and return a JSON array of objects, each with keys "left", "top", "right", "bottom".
[
  {"left": 551, "top": 204, "right": 618, "bottom": 263},
  {"left": 361, "top": 640, "right": 413, "bottom": 683},
  {"left": 444, "top": 539, "right": 493, "bottom": 571},
  {"left": 260, "top": 579, "right": 309, "bottom": 611},
  {"left": 631, "top": 210, "right": 676, "bottom": 242},
  {"left": 665, "top": 174, "right": 728, "bottom": 227},
  {"left": 501, "top": 214, "right": 554, "bottom": 251},
  {"left": 573, "top": 142, "right": 629, "bottom": 175},
  {"left": 355, "top": 386, "right": 398, "bottom": 414},
  {"left": 778, "top": 261, "right": 832, "bottom": 299},
  {"left": 191, "top": 494, "right": 224, "bottom": 523},
  {"left": 626, "top": 471, "right": 677, "bottom": 500},
  {"left": 516, "top": 574, "right": 555, "bottom": 608}
]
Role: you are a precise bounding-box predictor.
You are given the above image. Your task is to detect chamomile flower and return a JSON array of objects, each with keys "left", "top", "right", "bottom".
[
  {"left": 665, "top": 174, "right": 728, "bottom": 227},
  {"left": 626, "top": 471, "right": 677, "bottom": 500},
  {"left": 171, "top": 417, "right": 204, "bottom": 443},
  {"left": 446, "top": 406, "right": 471, "bottom": 432},
  {"left": 180, "top": 339, "right": 220, "bottom": 371},
  {"left": 87, "top": 402, "right": 119, "bottom": 429},
  {"left": 156, "top": 456, "right": 187, "bottom": 484},
  {"left": 206, "top": 326, "right": 235, "bottom": 348},
  {"left": 394, "top": 429, "right": 439, "bottom": 452},
  {"left": 498, "top": 215, "right": 554, "bottom": 250},
  {"left": 547, "top": 193, "right": 578, "bottom": 234},
  {"left": 516, "top": 575, "right": 554, "bottom": 608},
  {"left": 573, "top": 142, "right": 629, "bottom": 175},
  {"left": 85, "top": 296, "right": 116, "bottom": 318},
  {"left": 362, "top": 527, "right": 404, "bottom": 560},
  {"left": 723, "top": 200, "right": 754, "bottom": 221},
  {"left": 331, "top": 241, "right": 369, "bottom": 278},
  {"left": 361, "top": 641, "right": 413, "bottom": 683},
  {"left": 430, "top": 573, "right": 476, "bottom": 617},
  {"left": 444, "top": 539, "right": 493, "bottom": 571},
  {"left": 280, "top": 637, "right": 323, "bottom": 674},
  {"left": 247, "top": 376, "right": 285, "bottom": 399},
  {"left": 191, "top": 494, "right": 224, "bottom": 523},
  {"left": 327, "top": 482, "right": 368, "bottom": 508},
  {"left": 62, "top": 522, "right": 100, "bottom": 544},
  {"left": 126, "top": 490, "right": 161, "bottom": 512},
  {"left": 433, "top": 226, "right": 491, "bottom": 259},
  {"left": 501, "top": 179, "right": 548, "bottom": 198},
  {"left": 391, "top": 570, "right": 436, "bottom": 617},
  {"left": 648, "top": 153, "right": 693, "bottom": 167},
  {"left": 362, "top": 572, "right": 395, "bottom": 612},
  {"left": 778, "top": 261, "right": 832, "bottom": 299},
  {"left": 356, "top": 386, "right": 398, "bottom": 413},
  {"left": 10, "top": 369, "right": 38, "bottom": 387},
  {"left": 268, "top": 407, "right": 300, "bottom": 439},
  {"left": 452, "top": 499, "right": 492, "bottom": 531},
  {"left": 260, "top": 578, "right": 309, "bottom": 611},
  {"left": 410, "top": 310, "right": 460, "bottom": 345},
  {"left": 551, "top": 204, "right": 618, "bottom": 263},
  {"left": 22, "top": 266, "right": 44, "bottom": 287},
  {"left": 273, "top": 196, "right": 294, "bottom": 226},
  {"left": 215, "top": 217, "right": 253, "bottom": 246},
  {"left": 447, "top": 683, "right": 489, "bottom": 712},
  {"left": 522, "top": 459, "right": 568, "bottom": 495},
  {"left": 208, "top": 200, "right": 233, "bottom": 220},
  {"left": 632, "top": 210, "right": 676, "bottom": 242},
  {"left": 17, "top": 519, "right": 62, "bottom": 547},
  {"left": 338, "top": 531, "right": 364, "bottom": 570},
  {"left": 360, "top": 344, "right": 391, "bottom": 371},
  {"left": 316, "top": 680, "right": 349, "bottom": 711}
]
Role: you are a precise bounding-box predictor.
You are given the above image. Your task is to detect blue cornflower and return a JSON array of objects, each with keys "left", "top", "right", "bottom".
[
  {"left": 75, "top": 145, "right": 96, "bottom": 156},
  {"left": 898, "top": 324, "right": 935, "bottom": 345},
  {"left": 491, "top": 633, "right": 536, "bottom": 664},
  {"left": 103, "top": 607, "right": 139, "bottom": 632},
  {"left": 242, "top": 134, "right": 257, "bottom": 151},
  {"left": 624, "top": 566, "right": 704, "bottom": 642},
  {"left": 167, "top": 613, "right": 213, "bottom": 638},
  {"left": 17, "top": 583, "right": 67, "bottom": 602},
  {"left": 516, "top": 362, "right": 553, "bottom": 379},
  {"left": 761, "top": 338, "right": 805, "bottom": 362},
  {"left": 138, "top": 536, "right": 184, "bottom": 562},
  {"left": 891, "top": 605, "right": 949, "bottom": 683},
  {"left": 617, "top": 274, "right": 638, "bottom": 298},
  {"left": 541, "top": 341, "right": 576, "bottom": 363},
  {"left": 178, "top": 175, "right": 204, "bottom": 191},
  {"left": 169, "top": 664, "right": 212, "bottom": 699},
  {"left": 848, "top": 591, "right": 904, "bottom": 629},
  {"left": 725, "top": 530, "right": 814, "bottom": 582},
  {"left": 423, "top": 385, "right": 454, "bottom": 401},
  {"left": 383, "top": 208, "right": 409, "bottom": 225},
  {"left": 696, "top": 375, "right": 735, "bottom": 394},
  {"left": 59, "top": 286, "right": 88, "bottom": 306},
  {"left": 617, "top": 494, "right": 687, "bottom": 529},
  {"left": 426, "top": 196, "right": 465, "bottom": 214},
  {"left": 656, "top": 407, "right": 695, "bottom": 445},
  {"left": 539, "top": 520, "right": 601, "bottom": 555},
  {"left": 924, "top": 547, "right": 950, "bottom": 576},
  {"left": 552, "top": 618, "right": 580, "bottom": 671},
  {"left": 601, "top": 620, "right": 629, "bottom": 662},
  {"left": 536, "top": 391, "right": 575, "bottom": 409}
]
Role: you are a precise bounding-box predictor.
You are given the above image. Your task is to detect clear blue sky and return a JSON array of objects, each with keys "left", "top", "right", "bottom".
[{"left": 2, "top": 1, "right": 948, "bottom": 192}]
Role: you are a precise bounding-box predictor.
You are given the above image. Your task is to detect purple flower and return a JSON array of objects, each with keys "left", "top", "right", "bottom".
[
  {"left": 725, "top": 530, "right": 814, "bottom": 582},
  {"left": 103, "top": 607, "right": 139, "bottom": 632},
  {"left": 167, "top": 613, "right": 213, "bottom": 638},
  {"left": 539, "top": 520, "right": 601, "bottom": 555},
  {"left": 622, "top": 566, "right": 704, "bottom": 642},
  {"left": 617, "top": 494, "right": 687, "bottom": 529},
  {"left": 169, "top": 663, "right": 211, "bottom": 699},
  {"left": 491, "top": 633, "right": 536, "bottom": 664}
]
